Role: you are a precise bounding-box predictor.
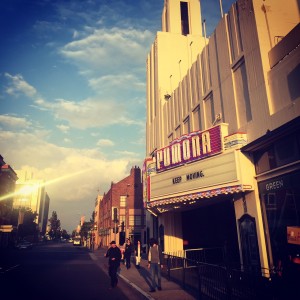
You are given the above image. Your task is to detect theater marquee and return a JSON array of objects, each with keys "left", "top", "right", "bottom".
[
  {"left": 155, "top": 124, "right": 228, "bottom": 172},
  {"left": 151, "top": 150, "right": 246, "bottom": 200},
  {"left": 143, "top": 124, "right": 254, "bottom": 210}
]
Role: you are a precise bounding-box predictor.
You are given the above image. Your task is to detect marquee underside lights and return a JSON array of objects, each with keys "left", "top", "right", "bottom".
[{"left": 147, "top": 184, "right": 252, "bottom": 211}]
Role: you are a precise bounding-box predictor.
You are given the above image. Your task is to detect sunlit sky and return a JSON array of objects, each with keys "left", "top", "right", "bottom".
[{"left": 0, "top": 0, "right": 236, "bottom": 233}]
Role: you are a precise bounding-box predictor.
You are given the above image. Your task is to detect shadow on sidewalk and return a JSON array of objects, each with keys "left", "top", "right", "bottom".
[{"left": 134, "top": 264, "right": 153, "bottom": 289}]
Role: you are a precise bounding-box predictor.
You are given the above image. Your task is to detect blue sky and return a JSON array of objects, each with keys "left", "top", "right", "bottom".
[{"left": 0, "top": 0, "right": 236, "bottom": 233}]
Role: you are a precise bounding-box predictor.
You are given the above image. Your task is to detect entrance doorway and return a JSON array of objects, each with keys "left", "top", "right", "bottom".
[{"left": 182, "top": 198, "right": 240, "bottom": 265}]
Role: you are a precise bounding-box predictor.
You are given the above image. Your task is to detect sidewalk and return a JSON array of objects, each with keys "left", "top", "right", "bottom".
[{"left": 89, "top": 247, "right": 197, "bottom": 300}]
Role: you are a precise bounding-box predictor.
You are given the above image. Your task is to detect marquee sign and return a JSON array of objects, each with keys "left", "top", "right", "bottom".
[{"left": 156, "top": 124, "right": 226, "bottom": 172}]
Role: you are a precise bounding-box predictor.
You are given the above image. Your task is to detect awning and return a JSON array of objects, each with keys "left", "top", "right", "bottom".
[
  {"left": 147, "top": 184, "right": 252, "bottom": 214},
  {"left": 241, "top": 117, "right": 300, "bottom": 152}
]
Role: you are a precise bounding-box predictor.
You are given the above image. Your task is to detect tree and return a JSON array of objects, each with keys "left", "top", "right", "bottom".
[
  {"left": 61, "top": 229, "right": 69, "bottom": 239},
  {"left": 80, "top": 221, "right": 93, "bottom": 240},
  {"left": 48, "top": 211, "right": 61, "bottom": 239}
]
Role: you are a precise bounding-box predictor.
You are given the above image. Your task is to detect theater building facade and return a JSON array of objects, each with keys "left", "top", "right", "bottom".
[{"left": 144, "top": 0, "right": 300, "bottom": 274}]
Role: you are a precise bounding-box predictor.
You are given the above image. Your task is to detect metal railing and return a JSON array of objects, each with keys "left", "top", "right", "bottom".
[
  {"left": 161, "top": 252, "right": 280, "bottom": 300},
  {"left": 164, "top": 247, "right": 225, "bottom": 265}
]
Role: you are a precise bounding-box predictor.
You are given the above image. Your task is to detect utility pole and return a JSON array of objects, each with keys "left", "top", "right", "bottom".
[{"left": 112, "top": 207, "right": 118, "bottom": 242}]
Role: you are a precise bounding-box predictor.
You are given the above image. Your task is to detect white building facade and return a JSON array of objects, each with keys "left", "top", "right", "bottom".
[{"left": 144, "top": 0, "right": 300, "bottom": 276}]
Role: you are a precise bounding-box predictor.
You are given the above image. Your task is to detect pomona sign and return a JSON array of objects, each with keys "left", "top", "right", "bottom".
[{"left": 156, "top": 125, "right": 224, "bottom": 172}]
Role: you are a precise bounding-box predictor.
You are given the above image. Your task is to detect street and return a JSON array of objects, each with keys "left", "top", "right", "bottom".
[{"left": 0, "top": 242, "right": 147, "bottom": 300}]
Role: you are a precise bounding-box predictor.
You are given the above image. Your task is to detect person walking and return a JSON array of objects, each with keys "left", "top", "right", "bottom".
[
  {"left": 105, "top": 240, "right": 122, "bottom": 289},
  {"left": 124, "top": 238, "right": 133, "bottom": 269},
  {"left": 147, "top": 238, "right": 164, "bottom": 292},
  {"left": 135, "top": 240, "right": 141, "bottom": 269},
  {"left": 120, "top": 242, "right": 125, "bottom": 264}
]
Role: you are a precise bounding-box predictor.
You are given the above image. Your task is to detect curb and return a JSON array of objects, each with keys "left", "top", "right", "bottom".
[{"left": 89, "top": 252, "right": 155, "bottom": 300}]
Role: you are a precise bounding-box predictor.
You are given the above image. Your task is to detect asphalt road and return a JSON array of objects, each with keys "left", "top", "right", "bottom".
[{"left": 0, "top": 241, "right": 148, "bottom": 300}]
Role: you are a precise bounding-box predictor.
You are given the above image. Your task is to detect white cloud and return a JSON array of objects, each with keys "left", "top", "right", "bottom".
[
  {"left": 34, "top": 96, "right": 143, "bottom": 129},
  {"left": 4, "top": 74, "right": 49, "bottom": 113},
  {"left": 114, "top": 150, "right": 138, "bottom": 157},
  {"left": 88, "top": 73, "right": 145, "bottom": 94},
  {"left": 0, "top": 114, "right": 32, "bottom": 128},
  {"left": 3, "top": 72, "right": 143, "bottom": 130},
  {"left": 60, "top": 27, "right": 154, "bottom": 75},
  {"left": 73, "top": 30, "right": 79, "bottom": 39},
  {"left": 52, "top": 97, "right": 127, "bottom": 129},
  {"left": 56, "top": 124, "right": 70, "bottom": 133},
  {"left": 96, "top": 139, "right": 114, "bottom": 147},
  {"left": 4, "top": 73, "right": 37, "bottom": 98}
]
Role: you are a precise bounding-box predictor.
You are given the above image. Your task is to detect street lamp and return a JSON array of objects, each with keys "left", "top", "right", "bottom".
[
  {"left": 126, "top": 184, "right": 131, "bottom": 241},
  {"left": 112, "top": 207, "right": 118, "bottom": 241}
]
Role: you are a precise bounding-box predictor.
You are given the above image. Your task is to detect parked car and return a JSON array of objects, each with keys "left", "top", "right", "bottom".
[{"left": 16, "top": 240, "right": 33, "bottom": 250}]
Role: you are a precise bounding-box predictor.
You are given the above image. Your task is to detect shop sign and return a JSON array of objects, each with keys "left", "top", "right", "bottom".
[
  {"left": 258, "top": 171, "right": 300, "bottom": 193},
  {"left": 172, "top": 170, "right": 205, "bottom": 185},
  {"left": 265, "top": 180, "right": 284, "bottom": 191},
  {"left": 260, "top": 178, "right": 286, "bottom": 193},
  {"left": 156, "top": 125, "right": 225, "bottom": 172},
  {"left": 224, "top": 132, "right": 247, "bottom": 149}
]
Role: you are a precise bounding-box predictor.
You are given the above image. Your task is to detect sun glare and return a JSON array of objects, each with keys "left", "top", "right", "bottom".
[{"left": 0, "top": 167, "right": 95, "bottom": 202}]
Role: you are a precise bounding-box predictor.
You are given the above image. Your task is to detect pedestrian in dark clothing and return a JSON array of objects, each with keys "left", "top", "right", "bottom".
[
  {"left": 105, "top": 240, "right": 122, "bottom": 288},
  {"left": 124, "top": 239, "right": 133, "bottom": 269},
  {"left": 148, "top": 238, "right": 164, "bottom": 292}
]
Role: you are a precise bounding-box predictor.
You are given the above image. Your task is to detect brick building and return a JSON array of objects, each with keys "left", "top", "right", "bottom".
[{"left": 98, "top": 166, "right": 145, "bottom": 247}]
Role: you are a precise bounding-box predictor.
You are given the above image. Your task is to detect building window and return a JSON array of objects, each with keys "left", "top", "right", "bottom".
[
  {"left": 183, "top": 117, "right": 190, "bottom": 135},
  {"left": 180, "top": 1, "right": 189, "bottom": 35},
  {"left": 259, "top": 171, "right": 300, "bottom": 270},
  {"left": 175, "top": 125, "right": 181, "bottom": 138},
  {"left": 254, "top": 132, "right": 300, "bottom": 174},
  {"left": 204, "top": 92, "right": 215, "bottom": 128},
  {"left": 193, "top": 105, "right": 202, "bottom": 131},
  {"left": 233, "top": 58, "right": 252, "bottom": 126},
  {"left": 129, "top": 215, "right": 142, "bottom": 226},
  {"left": 120, "top": 195, "right": 126, "bottom": 207},
  {"left": 119, "top": 215, "right": 126, "bottom": 224}
]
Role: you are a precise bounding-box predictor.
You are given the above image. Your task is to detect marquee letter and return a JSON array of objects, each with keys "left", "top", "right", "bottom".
[
  {"left": 156, "top": 150, "right": 163, "bottom": 170},
  {"left": 182, "top": 139, "right": 191, "bottom": 160},
  {"left": 202, "top": 132, "right": 211, "bottom": 154},
  {"left": 164, "top": 147, "right": 171, "bottom": 166},
  {"left": 171, "top": 143, "right": 182, "bottom": 164},
  {"left": 191, "top": 135, "right": 201, "bottom": 157}
]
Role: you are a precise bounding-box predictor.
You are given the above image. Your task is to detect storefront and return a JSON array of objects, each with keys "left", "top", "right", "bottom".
[
  {"left": 259, "top": 171, "right": 300, "bottom": 275},
  {"left": 242, "top": 117, "right": 300, "bottom": 277}
]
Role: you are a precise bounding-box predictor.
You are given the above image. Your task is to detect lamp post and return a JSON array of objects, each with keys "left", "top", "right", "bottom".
[
  {"left": 112, "top": 207, "right": 118, "bottom": 242},
  {"left": 126, "top": 184, "right": 130, "bottom": 240}
]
